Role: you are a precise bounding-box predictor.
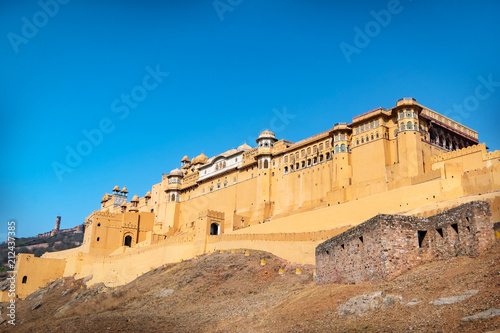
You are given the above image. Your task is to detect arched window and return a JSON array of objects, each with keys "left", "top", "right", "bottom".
[
  {"left": 284, "top": 155, "right": 288, "bottom": 163},
  {"left": 284, "top": 166, "right": 288, "bottom": 174},
  {"left": 233, "top": 177, "right": 237, "bottom": 184},
  {"left": 356, "top": 139, "right": 359, "bottom": 145},
  {"left": 210, "top": 223, "right": 220, "bottom": 235},
  {"left": 263, "top": 160, "right": 269, "bottom": 169},
  {"left": 326, "top": 152, "right": 331, "bottom": 160},
  {"left": 307, "top": 147, "right": 311, "bottom": 155},
  {"left": 124, "top": 235, "right": 132, "bottom": 247},
  {"left": 301, "top": 161, "right": 305, "bottom": 168},
  {"left": 22, "top": 276, "right": 27, "bottom": 284},
  {"left": 340, "top": 143, "right": 346, "bottom": 152},
  {"left": 366, "top": 136, "right": 369, "bottom": 142},
  {"left": 301, "top": 149, "right": 305, "bottom": 157},
  {"left": 371, "top": 134, "right": 374, "bottom": 140},
  {"left": 319, "top": 143, "right": 324, "bottom": 151},
  {"left": 407, "top": 121, "right": 413, "bottom": 130},
  {"left": 307, "top": 159, "right": 311, "bottom": 167},
  {"left": 361, "top": 138, "right": 364, "bottom": 143},
  {"left": 335, "top": 145, "right": 339, "bottom": 153},
  {"left": 400, "top": 123, "right": 405, "bottom": 131},
  {"left": 171, "top": 194, "right": 175, "bottom": 202}
]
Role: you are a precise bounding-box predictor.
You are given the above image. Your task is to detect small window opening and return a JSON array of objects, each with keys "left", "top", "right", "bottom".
[
  {"left": 326, "top": 250, "right": 330, "bottom": 255},
  {"left": 359, "top": 236, "right": 364, "bottom": 243},
  {"left": 417, "top": 230, "right": 427, "bottom": 248},
  {"left": 451, "top": 223, "right": 459, "bottom": 234},
  {"left": 436, "top": 228, "right": 443, "bottom": 238},
  {"left": 22, "top": 276, "right": 27, "bottom": 284},
  {"left": 97, "top": 223, "right": 101, "bottom": 227},
  {"left": 97, "top": 237, "right": 100, "bottom": 242}
]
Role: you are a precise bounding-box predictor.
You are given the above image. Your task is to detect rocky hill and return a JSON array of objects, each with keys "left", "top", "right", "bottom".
[{"left": 1, "top": 242, "right": 499, "bottom": 332}]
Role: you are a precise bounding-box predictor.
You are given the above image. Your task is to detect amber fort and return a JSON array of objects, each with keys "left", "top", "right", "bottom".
[{"left": 8, "top": 97, "right": 500, "bottom": 299}]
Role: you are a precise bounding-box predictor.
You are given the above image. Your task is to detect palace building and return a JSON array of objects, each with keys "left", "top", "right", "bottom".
[{"left": 11, "top": 97, "right": 500, "bottom": 299}]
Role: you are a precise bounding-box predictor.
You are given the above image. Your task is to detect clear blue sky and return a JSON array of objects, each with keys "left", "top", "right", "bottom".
[{"left": 1, "top": 0, "right": 499, "bottom": 238}]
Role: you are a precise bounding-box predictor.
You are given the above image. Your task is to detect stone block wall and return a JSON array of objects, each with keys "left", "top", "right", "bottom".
[{"left": 315, "top": 201, "right": 495, "bottom": 285}]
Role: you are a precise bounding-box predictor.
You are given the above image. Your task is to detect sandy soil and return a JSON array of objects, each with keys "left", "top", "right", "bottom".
[{"left": 1, "top": 243, "right": 499, "bottom": 333}]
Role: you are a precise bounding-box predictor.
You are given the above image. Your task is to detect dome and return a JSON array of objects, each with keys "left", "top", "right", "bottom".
[
  {"left": 181, "top": 155, "right": 190, "bottom": 163},
  {"left": 112, "top": 185, "right": 121, "bottom": 192},
  {"left": 144, "top": 191, "right": 151, "bottom": 198},
  {"left": 170, "top": 168, "right": 184, "bottom": 177},
  {"left": 121, "top": 201, "right": 127, "bottom": 207},
  {"left": 258, "top": 129, "right": 276, "bottom": 139},
  {"left": 181, "top": 164, "right": 189, "bottom": 170},
  {"left": 131, "top": 194, "right": 139, "bottom": 202},
  {"left": 192, "top": 152, "right": 208, "bottom": 165},
  {"left": 121, "top": 186, "right": 129, "bottom": 194},
  {"left": 237, "top": 143, "right": 252, "bottom": 150},
  {"left": 101, "top": 194, "right": 110, "bottom": 203}
]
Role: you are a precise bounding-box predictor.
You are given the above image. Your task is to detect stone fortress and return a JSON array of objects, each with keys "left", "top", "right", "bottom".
[{"left": 11, "top": 97, "right": 500, "bottom": 299}]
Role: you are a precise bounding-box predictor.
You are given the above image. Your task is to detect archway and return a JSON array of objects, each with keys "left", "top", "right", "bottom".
[
  {"left": 124, "top": 235, "right": 132, "bottom": 247},
  {"left": 22, "top": 276, "right": 27, "bottom": 284},
  {"left": 210, "top": 223, "right": 220, "bottom": 235}
]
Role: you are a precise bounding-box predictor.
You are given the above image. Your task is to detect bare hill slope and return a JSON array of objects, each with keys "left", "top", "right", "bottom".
[{"left": 2, "top": 243, "right": 500, "bottom": 332}]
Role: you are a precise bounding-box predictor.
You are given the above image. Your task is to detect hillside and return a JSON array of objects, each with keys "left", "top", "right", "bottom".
[{"left": 2, "top": 243, "right": 499, "bottom": 332}]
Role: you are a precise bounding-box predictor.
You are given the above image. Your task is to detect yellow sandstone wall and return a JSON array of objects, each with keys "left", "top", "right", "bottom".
[{"left": 14, "top": 254, "right": 66, "bottom": 299}]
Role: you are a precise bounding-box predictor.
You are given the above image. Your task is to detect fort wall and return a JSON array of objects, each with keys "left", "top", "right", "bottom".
[{"left": 315, "top": 201, "right": 495, "bottom": 284}]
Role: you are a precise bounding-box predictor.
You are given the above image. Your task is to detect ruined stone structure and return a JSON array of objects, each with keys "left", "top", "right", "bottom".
[
  {"left": 12, "top": 97, "right": 500, "bottom": 299},
  {"left": 315, "top": 201, "right": 496, "bottom": 284}
]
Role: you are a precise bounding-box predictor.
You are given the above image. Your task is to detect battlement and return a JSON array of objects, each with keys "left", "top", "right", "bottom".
[{"left": 431, "top": 143, "right": 486, "bottom": 163}]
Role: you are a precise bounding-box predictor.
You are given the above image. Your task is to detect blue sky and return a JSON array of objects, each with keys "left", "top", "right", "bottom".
[{"left": 1, "top": 0, "right": 499, "bottom": 238}]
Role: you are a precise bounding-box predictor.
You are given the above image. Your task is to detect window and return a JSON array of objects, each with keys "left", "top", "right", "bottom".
[
  {"left": 210, "top": 186, "right": 213, "bottom": 192},
  {"left": 307, "top": 159, "right": 311, "bottom": 167},
  {"left": 203, "top": 188, "right": 205, "bottom": 194},
  {"left": 217, "top": 183, "right": 221, "bottom": 189},
  {"left": 301, "top": 149, "right": 305, "bottom": 157},
  {"left": 22, "top": 276, "right": 27, "bottom": 284},
  {"left": 307, "top": 147, "right": 311, "bottom": 155},
  {"left": 335, "top": 145, "right": 339, "bottom": 153},
  {"left": 340, "top": 143, "right": 346, "bottom": 152},
  {"left": 319, "top": 143, "right": 324, "bottom": 151},
  {"left": 371, "top": 134, "right": 374, "bottom": 140},
  {"left": 233, "top": 177, "right": 236, "bottom": 184},
  {"left": 376, "top": 133, "right": 379, "bottom": 139},
  {"left": 301, "top": 161, "right": 305, "bottom": 168},
  {"left": 284, "top": 166, "right": 288, "bottom": 174},
  {"left": 407, "top": 121, "right": 413, "bottom": 130},
  {"left": 263, "top": 160, "right": 269, "bottom": 169},
  {"left": 326, "top": 152, "right": 330, "bottom": 160}
]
